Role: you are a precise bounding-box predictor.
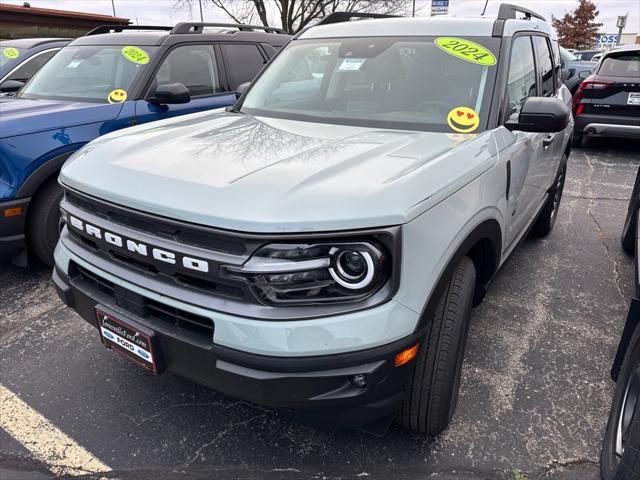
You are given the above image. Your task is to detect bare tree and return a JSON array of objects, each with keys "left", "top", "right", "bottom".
[{"left": 175, "top": 0, "right": 409, "bottom": 33}]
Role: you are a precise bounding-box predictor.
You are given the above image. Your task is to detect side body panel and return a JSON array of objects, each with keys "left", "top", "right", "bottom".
[{"left": 0, "top": 102, "right": 135, "bottom": 201}]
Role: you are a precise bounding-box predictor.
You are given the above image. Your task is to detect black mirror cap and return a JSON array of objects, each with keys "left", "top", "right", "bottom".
[
  {"left": 149, "top": 83, "right": 190, "bottom": 105},
  {"left": 506, "top": 97, "right": 571, "bottom": 133},
  {"left": 0, "top": 79, "right": 25, "bottom": 93},
  {"left": 235, "top": 81, "right": 251, "bottom": 99}
]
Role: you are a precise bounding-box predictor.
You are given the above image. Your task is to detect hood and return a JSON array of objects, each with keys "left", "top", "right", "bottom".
[
  {"left": 0, "top": 97, "right": 123, "bottom": 139},
  {"left": 61, "top": 112, "right": 498, "bottom": 233}
]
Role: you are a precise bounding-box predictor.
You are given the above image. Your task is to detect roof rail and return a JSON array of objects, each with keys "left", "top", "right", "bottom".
[
  {"left": 496, "top": 3, "right": 545, "bottom": 21},
  {"left": 85, "top": 25, "right": 171, "bottom": 36},
  {"left": 170, "top": 22, "right": 287, "bottom": 35},
  {"left": 315, "top": 12, "right": 401, "bottom": 26}
]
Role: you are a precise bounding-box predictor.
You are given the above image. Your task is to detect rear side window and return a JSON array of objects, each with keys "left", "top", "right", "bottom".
[
  {"left": 506, "top": 36, "right": 537, "bottom": 120},
  {"left": 221, "top": 43, "right": 266, "bottom": 90},
  {"left": 598, "top": 52, "right": 640, "bottom": 77},
  {"left": 5, "top": 48, "right": 58, "bottom": 82},
  {"left": 533, "top": 36, "right": 555, "bottom": 96},
  {"left": 153, "top": 44, "right": 221, "bottom": 97}
]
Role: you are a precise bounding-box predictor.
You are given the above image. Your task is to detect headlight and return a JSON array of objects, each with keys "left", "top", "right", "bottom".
[{"left": 223, "top": 241, "right": 390, "bottom": 306}]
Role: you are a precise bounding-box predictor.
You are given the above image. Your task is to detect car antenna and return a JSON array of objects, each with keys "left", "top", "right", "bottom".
[{"left": 481, "top": 0, "right": 490, "bottom": 16}]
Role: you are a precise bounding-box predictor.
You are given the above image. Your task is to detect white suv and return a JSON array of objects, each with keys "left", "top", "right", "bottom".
[{"left": 53, "top": 4, "right": 574, "bottom": 435}]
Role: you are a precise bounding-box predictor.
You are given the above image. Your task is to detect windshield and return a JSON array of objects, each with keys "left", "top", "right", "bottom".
[
  {"left": 18, "top": 45, "right": 157, "bottom": 103},
  {"left": 1, "top": 46, "right": 25, "bottom": 67},
  {"left": 240, "top": 36, "right": 500, "bottom": 133}
]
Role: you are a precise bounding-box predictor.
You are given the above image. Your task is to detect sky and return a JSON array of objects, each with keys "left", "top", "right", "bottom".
[{"left": 2, "top": 0, "right": 639, "bottom": 33}]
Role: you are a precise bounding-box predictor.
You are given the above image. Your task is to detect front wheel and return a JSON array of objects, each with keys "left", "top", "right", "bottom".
[
  {"left": 600, "top": 326, "right": 640, "bottom": 480},
  {"left": 398, "top": 256, "right": 476, "bottom": 435},
  {"left": 531, "top": 160, "right": 567, "bottom": 237},
  {"left": 26, "top": 177, "right": 63, "bottom": 267}
]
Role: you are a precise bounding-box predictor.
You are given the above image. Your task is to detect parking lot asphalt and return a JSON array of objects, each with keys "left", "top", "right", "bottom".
[{"left": 1, "top": 137, "right": 638, "bottom": 480}]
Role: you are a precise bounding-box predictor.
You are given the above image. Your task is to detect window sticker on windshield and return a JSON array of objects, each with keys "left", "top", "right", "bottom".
[
  {"left": 2, "top": 47, "right": 19, "bottom": 59},
  {"left": 121, "top": 46, "right": 149, "bottom": 65},
  {"left": 67, "top": 59, "right": 82, "bottom": 69},
  {"left": 446, "top": 133, "right": 477, "bottom": 144},
  {"left": 435, "top": 37, "right": 496, "bottom": 66},
  {"left": 447, "top": 106, "right": 480, "bottom": 133},
  {"left": 107, "top": 89, "right": 128, "bottom": 104},
  {"left": 338, "top": 58, "right": 365, "bottom": 71}
]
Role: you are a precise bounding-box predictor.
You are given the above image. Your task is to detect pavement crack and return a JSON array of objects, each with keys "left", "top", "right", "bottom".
[
  {"left": 583, "top": 152, "right": 626, "bottom": 303},
  {"left": 182, "top": 412, "right": 268, "bottom": 469},
  {"left": 588, "top": 206, "right": 626, "bottom": 303},
  {"left": 536, "top": 457, "right": 599, "bottom": 479},
  {"left": 564, "top": 193, "right": 628, "bottom": 202},
  {"left": 108, "top": 400, "right": 245, "bottom": 445}
]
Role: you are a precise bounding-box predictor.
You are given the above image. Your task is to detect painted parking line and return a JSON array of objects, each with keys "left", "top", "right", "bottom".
[{"left": 0, "top": 383, "right": 110, "bottom": 477}]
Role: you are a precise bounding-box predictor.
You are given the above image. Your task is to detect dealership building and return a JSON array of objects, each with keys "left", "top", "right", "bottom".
[{"left": 0, "top": 2, "right": 129, "bottom": 39}]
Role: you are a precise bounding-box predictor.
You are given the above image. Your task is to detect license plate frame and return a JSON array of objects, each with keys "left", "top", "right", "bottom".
[
  {"left": 96, "top": 306, "right": 160, "bottom": 374},
  {"left": 628, "top": 93, "right": 640, "bottom": 105}
]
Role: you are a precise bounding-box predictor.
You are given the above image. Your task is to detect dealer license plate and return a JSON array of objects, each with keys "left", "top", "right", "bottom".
[
  {"left": 628, "top": 93, "right": 640, "bottom": 105},
  {"left": 96, "top": 307, "right": 159, "bottom": 374}
]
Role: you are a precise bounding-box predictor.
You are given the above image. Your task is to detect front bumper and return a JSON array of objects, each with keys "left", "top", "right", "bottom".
[
  {"left": 53, "top": 242, "right": 423, "bottom": 430},
  {"left": 575, "top": 113, "right": 640, "bottom": 139},
  {"left": 0, "top": 197, "right": 30, "bottom": 262}
]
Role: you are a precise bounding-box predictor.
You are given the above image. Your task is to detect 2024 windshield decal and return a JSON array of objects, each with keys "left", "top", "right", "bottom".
[{"left": 435, "top": 37, "right": 497, "bottom": 66}]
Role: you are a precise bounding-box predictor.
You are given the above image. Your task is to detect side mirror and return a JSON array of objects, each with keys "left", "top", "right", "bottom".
[
  {"left": 148, "top": 83, "right": 190, "bottom": 105},
  {"left": 505, "top": 97, "right": 570, "bottom": 133},
  {"left": 235, "top": 81, "right": 251, "bottom": 99},
  {"left": 578, "top": 70, "right": 591, "bottom": 79},
  {"left": 0, "top": 79, "right": 24, "bottom": 93}
]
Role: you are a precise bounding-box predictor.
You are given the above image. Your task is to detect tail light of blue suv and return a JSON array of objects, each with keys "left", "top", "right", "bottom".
[
  {"left": 221, "top": 241, "right": 391, "bottom": 306},
  {"left": 572, "top": 76, "right": 614, "bottom": 116}
]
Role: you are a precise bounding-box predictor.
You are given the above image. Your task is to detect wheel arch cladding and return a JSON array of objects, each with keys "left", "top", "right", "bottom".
[
  {"left": 415, "top": 219, "right": 502, "bottom": 332},
  {"left": 16, "top": 150, "right": 76, "bottom": 198}
]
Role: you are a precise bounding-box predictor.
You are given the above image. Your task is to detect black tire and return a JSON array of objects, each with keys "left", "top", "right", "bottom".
[
  {"left": 601, "top": 326, "right": 640, "bottom": 480},
  {"left": 26, "top": 177, "right": 63, "bottom": 267},
  {"left": 572, "top": 132, "right": 583, "bottom": 148},
  {"left": 531, "top": 160, "right": 567, "bottom": 237},
  {"left": 621, "top": 170, "right": 640, "bottom": 255},
  {"left": 398, "top": 257, "right": 476, "bottom": 435}
]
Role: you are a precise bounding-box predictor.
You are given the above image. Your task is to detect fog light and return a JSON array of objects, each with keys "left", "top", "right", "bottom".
[{"left": 350, "top": 374, "right": 368, "bottom": 388}]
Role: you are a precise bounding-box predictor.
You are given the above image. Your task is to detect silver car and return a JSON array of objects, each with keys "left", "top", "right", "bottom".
[{"left": 53, "top": 4, "right": 574, "bottom": 436}]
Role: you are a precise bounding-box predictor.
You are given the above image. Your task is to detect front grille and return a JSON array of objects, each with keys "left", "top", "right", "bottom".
[
  {"left": 63, "top": 189, "right": 250, "bottom": 302},
  {"left": 66, "top": 190, "right": 248, "bottom": 255},
  {"left": 73, "top": 262, "right": 214, "bottom": 341}
]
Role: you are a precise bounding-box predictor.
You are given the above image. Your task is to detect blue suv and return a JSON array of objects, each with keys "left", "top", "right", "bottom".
[{"left": 0, "top": 23, "right": 289, "bottom": 266}]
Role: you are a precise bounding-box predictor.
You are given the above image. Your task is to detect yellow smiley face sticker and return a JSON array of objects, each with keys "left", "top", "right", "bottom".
[
  {"left": 3, "top": 47, "right": 20, "bottom": 59},
  {"left": 447, "top": 107, "right": 480, "bottom": 134},
  {"left": 107, "top": 89, "right": 128, "bottom": 104}
]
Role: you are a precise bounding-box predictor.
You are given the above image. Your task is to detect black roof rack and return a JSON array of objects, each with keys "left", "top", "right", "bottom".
[
  {"left": 315, "top": 12, "right": 401, "bottom": 26},
  {"left": 496, "top": 3, "right": 545, "bottom": 21},
  {"left": 85, "top": 25, "right": 170, "bottom": 36},
  {"left": 170, "top": 22, "right": 286, "bottom": 35}
]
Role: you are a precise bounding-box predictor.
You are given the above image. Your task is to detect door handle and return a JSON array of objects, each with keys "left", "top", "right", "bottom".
[{"left": 543, "top": 134, "right": 555, "bottom": 148}]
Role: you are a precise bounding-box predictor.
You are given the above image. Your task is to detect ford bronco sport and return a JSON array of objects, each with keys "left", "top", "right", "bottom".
[{"left": 53, "top": 5, "right": 573, "bottom": 435}]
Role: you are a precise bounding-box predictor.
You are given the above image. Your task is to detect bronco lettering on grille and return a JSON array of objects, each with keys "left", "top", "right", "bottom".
[{"left": 68, "top": 215, "right": 209, "bottom": 273}]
